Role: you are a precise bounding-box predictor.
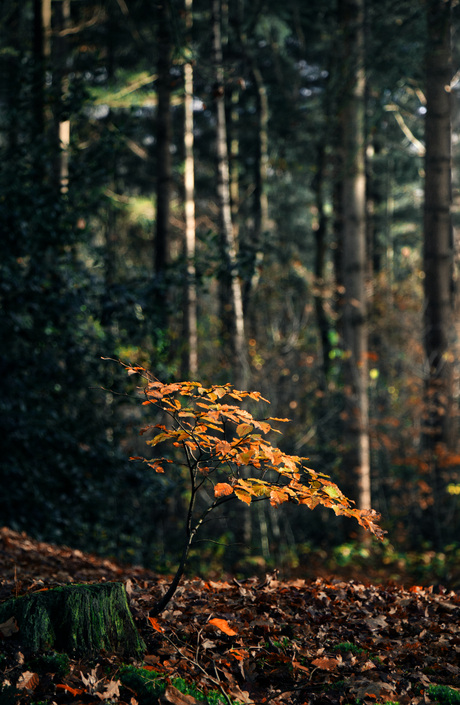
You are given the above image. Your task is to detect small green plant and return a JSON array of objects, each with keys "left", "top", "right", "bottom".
[
  {"left": 333, "top": 642, "right": 366, "bottom": 655},
  {"left": 119, "top": 665, "right": 229, "bottom": 705},
  {"left": 112, "top": 359, "right": 384, "bottom": 616},
  {"left": 428, "top": 685, "right": 460, "bottom": 704},
  {"left": 27, "top": 651, "right": 70, "bottom": 678},
  {"left": 119, "top": 665, "right": 163, "bottom": 702}
]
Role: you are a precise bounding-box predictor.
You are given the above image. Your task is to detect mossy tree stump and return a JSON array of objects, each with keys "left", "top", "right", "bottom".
[{"left": 0, "top": 582, "right": 145, "bottom": 658}]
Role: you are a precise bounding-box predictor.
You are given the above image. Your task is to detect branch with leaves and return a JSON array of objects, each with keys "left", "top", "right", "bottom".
[{"left": 107, "top": 359, "right": 384, "bottom": 615}]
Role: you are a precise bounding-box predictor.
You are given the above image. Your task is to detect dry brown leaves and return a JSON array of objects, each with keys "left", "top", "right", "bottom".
[{"left": 1, "top": 527, "right": 460, "bottom": 704}]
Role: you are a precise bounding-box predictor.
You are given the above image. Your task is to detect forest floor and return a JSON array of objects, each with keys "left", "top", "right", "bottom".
[{"left": 1, "top": 527, "right": 460, "bottom": 705}]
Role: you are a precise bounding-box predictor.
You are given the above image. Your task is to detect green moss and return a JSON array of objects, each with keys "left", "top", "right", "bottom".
[
  {"left": 27, "top": 651, "right": 70, "bottom": 678},
  {"left": 333, "top": 642, "right": 366, "bottom": 655},
  {"left": 428, "top": 685, "right": 460, "bottom": 704},
  {"left": 0, "top": 582, "right": 145, "bottom": 657},
  {"left": 119, "top": 665, "right": 164, "bottom": 702},
  {"left": 119, "top": 665, "right": 231, "bottom": 705}
]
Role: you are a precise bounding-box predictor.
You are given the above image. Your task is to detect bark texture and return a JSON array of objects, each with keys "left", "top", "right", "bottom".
[
  {"left": 183, "top": 0, "right": 198, "bottom": 377},
  {"left": 155, "top": 0, "right": 173, "bottom": 277},
  {"left": 52, "top": 0, "right": 71, "bottom": 193},
  {"left": 0, "top": 583, "right": 145, "bottom": 658},
  {"left": 340, "top": 0, "right": 371, "bottom": 517},
  {"left": 212, "top": 0, "right": 247, "bottom": 388},
  {"left": 423, "top": 0, "right": 453, "bottom": 448}
]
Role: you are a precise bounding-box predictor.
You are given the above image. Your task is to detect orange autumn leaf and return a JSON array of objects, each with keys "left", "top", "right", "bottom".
[
  {"left": 234, "top": 488, "right": 252, "bottom": 504},
  {"left": 56, "top": 684, "right": 86, "bottom": 696},
  {"left": 16, "top": 672, "right": 40, "bottom": 691},
  {"left": 209, "top": 618, "right": 238, "bottom": 636},
  {"left": 214, "top": 483, "right": 234, "bottom": 498},
  {"left": 148, "top": 616, "right": 164, "bottom": 632}
]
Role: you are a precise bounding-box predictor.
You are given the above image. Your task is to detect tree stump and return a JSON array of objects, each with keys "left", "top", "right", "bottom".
[{"left": 0, "top": 582, "right": 145, "bottom": 658}]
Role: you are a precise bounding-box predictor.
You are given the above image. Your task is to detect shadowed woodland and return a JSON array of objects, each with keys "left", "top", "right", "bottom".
[
  {"left": 3, "top": 0, "right": 460, "bottom": 702},
  {"left": 3, "top": 0, "right": 460, "bottom": 695}
]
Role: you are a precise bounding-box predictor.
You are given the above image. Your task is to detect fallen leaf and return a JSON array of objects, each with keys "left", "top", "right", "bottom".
[
  {"left": 311, "top": 657, "right": 339, "bottom": 671},
  {"left": 0, "top": 616, "right": 19, "bottom": 637},
  {"left": 159, "top": 685, "right": 202, "bottom": 704},
  {"left": 361, "top": 660, "right": 377, "bottom": 671},
  {"left": 365, "top": 615, "right": 388, "bottom": 630},
  {"left": 144, "top": 654, "right": 160, "bottom": 664},
  {"left": 97, "top": 679, "right": 121, "bottom": 700},
  {"left": 208, "top": 617, "right": 238, "bottom": 636},
  {"left": 16, "top": 671, "right": 39, "bottom": 691},
  {"left": 148, "top": 616, "right": 164, "bottom": 632},
  {"left": 56, "top": 684, "right": 86, "bottom": 696}
]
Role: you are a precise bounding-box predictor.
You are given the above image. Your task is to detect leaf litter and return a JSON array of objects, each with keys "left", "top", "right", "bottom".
[{"left": 1, "top": 527, "right": 460, "bottom": 704}]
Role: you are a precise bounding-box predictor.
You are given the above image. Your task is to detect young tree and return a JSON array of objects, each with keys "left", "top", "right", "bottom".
[
  {"left": 423, "top": 0, "right": 454, "bottom": 449},
  {"left": 115, "top": 359, "right": 384, "bottom": 616}
]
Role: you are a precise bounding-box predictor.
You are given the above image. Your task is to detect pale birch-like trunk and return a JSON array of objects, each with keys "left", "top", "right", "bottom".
[
  {"left": 212, "top": 0, "right": 247, "bottom": 388},
  {"left": 183, "top": 0, "right": 198, "bottom": 377},
  {"left": 423, "top": 0, "right": 454, "bottom": 449},
  {"left": 230, "top": 89, "right": 240, "bottom": 241},
  {"left": 340, "top": 0, "right": 371, "bottom": 518}
]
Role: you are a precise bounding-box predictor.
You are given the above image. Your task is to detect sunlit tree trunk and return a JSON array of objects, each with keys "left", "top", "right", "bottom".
[
  {"left": 212, "top": 0, "right": 247, "bottom": 388},
  {"left": 340, "top": 0, "right": 371, "bottom": 522},
  {"left": 423, "top": 0, "right": 454, "bottom": 449},
  {"left": 155, "top": 0, "right": 173, "bottom": 278},
  {"left": 183, "top": 0, "right": 198, "bottom": 377}
]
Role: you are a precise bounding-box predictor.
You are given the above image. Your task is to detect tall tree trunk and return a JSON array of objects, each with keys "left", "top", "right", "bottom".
[
  {"left": 33, "top": 0, "right": 51, "bottom": 138},
  {"left": 212, "top": 0, "right": 247, "bottom": 388},
  {"left": 155, "top": 0, "right": 173, "bottom": 279},
  {"left": 5, "top": 4, "right": 20, "bottom": 157},
  {"left": 53, "top": 0, "right": 71, "bottom": 194},
  {"left": 183, "top": 0, "right": 198, "bottom": 377},
  {"left": 313, "top": 142, "right": 332, "bottom": 386},
  {"left": 247, "top": 65, "right": 268, "bottom": 304},
  {"left": 229, "top": 88, "right": 240, "bottom": 241},
  {"left": 423, "top": 0, "right": 453, "bottom": 449},
  {"left": 340, "top": 0, "right": 371, "bottom": 523}
]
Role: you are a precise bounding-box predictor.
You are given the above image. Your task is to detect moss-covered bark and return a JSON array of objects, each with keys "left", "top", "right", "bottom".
[{"left": 0, "top": 582, "right": 145, "bottom": 657}]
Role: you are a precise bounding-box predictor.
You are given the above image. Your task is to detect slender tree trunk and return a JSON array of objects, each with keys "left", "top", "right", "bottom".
[
  {"left": 183, "top": 0, "right": 198, "bottom": 377},
  {"left": 53, "top": 0, "right": 71, "bottom": 194},
  {"left": 423, "top": 0, "right": 454, "bottom": 449},
  {"left": 6, "top": 4, "right": 20, "bottom": 157},
  {"left": 212, "top": 0, "right": 247, "bottom": 388},
  {"left": 313, "top": 142, "right": 332, "bottom": 386},
  {"left": 155, "top": 0, "right": 173, "bottom": 278},
  {"left": 340, "top": 0, "right": 371, "bottom": 522},
  {"left": 247, "top": 65, "right": 268, "bottom": 304},
  {"left": 229, "top": 88, "right": 240, "bottom": 241},
  {"left": 33, "top": 0, "right": 51, "bottom": 137}
]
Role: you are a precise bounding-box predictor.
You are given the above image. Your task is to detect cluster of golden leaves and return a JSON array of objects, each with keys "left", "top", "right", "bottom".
[{"left": 122, "top": 363, "right": 384, "bottom": 539}]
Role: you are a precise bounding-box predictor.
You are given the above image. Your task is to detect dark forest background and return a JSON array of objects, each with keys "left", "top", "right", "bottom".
[{"left": 2, "top": 0, "right": 460, "bottom": 584}]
